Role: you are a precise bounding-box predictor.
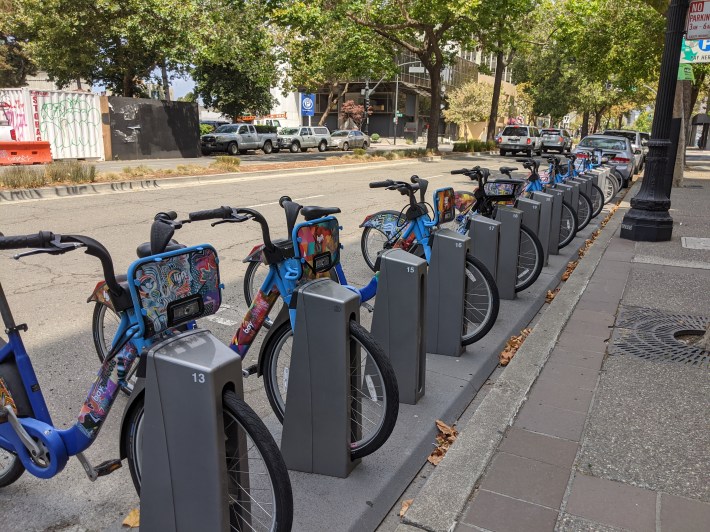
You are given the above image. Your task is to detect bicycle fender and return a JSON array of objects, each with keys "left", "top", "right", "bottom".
[
  {"left": 256, "top": 304, "right": 291, "bottom": 378},
  {"left": 118, "top": 376, "right": 146, "bottom": 461},
  {"left": 359, "top": 210, "right": 404, "bottom": 237},
  {"left": 87, "top": 280, "right": 116, "bottom": 312},
  {"left": 242, "top": 243, "right": 265, "bottom": 264}
]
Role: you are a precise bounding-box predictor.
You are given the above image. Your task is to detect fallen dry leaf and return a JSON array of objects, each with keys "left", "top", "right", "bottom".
[
  {"left": 499, "top": 328, "right": 532, "bottom": 366},
  {"left": 122, "top": 508, "right": 140, "bottom": 528},
  {"left": 399, "top": 499, "right": 414, "bottom": 517},
  {"left": 545, "top": 288, "right": 560, "bottom": 303},
  {"left": 561, "top": 260, "right": 579, "bottom": 281},
  {"left": 427, "top": 419, "right": 459, "bottom": 465}
]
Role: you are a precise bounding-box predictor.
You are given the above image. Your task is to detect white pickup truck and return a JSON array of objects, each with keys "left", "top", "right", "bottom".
[{"left": 200, "top": 123, "right": 279, "bottom": 156}]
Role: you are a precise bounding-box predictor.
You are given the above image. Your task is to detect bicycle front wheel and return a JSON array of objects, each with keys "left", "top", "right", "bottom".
[
  {"left": 0, "top": 448, "right": 24, "bottom": 488},
  {"left": 361, "top": 226, "right": 392, "bottom": 272},
  {"left": 124, "top": 390, "right": 293, "bottom": 532},
  {"left": 262, "top": 319, "right": 399, "bottom": 460},
  {"left": 462, "top": 254, "right": 500, "bottom": 345},
  {"left": 92, "top": 303, "right": 137, "bottom": 395},
  {"left": 558, "top": 200, "right": 579, "bottom": 249},
  {"left": 244, "top": 261, "right": 277, "bottom": 330},
  {"left": 589, "top": 184, "right": 605, "bottom": 218},
  {"left": 576, "top": 191, "right": 593, "bottom": 231},
  {"left": 515, "top": 225, "right": 544, "bottom": 293}
]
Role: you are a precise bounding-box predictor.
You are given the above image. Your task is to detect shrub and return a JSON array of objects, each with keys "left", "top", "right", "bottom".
[
  {"left": 352, "top": 148, "right": 367, "bottom": 157},
  {"left": 45, "top": 161, "right": 96, "bottom": 184},
  {"left": 200, "top": 124, "right": 215, "bottom": 135},
  {"left": 122, "top": 165, "right": 154, "bottom": 177},
  {"left": 453, "top": 141, "right": 470, "bottom": 152},
  {"left": 370, "top": 133, "right": 380, "bottom": 142},
  {"left": 1, "top": 166, "right": 46, "bottom": 188},
  {"left": 373, "top": 150, "right": 387, "bottom": 158},
  {"left": 254, "top": 124, "right": 277, "bottom": 134},
  {"left": 405, "top": 138, "right": 414, "bottom": 145},
  {"left": 211, "top": 156, "right": 241, "bottom": 172}
]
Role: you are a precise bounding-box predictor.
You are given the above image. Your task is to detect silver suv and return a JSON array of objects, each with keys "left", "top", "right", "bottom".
[
  {"left": 541, "top": 128, "right": 573, "bottom": 153},
  {"left": 278, "top": 126, "right": 332, "bottom": 153},
  {"left": 496, "top": 125, "right": 542, "bottom": 157}
]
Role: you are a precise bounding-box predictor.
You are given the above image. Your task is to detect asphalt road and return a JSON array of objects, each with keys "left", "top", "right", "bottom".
[{"left": 0, "top": 152, "right": 512, "bottom": 531}]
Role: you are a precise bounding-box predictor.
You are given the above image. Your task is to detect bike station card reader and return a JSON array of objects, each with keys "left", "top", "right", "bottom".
[
  {"left": 140, "top": 329, "right": 247, "bottom": 532},
  {"left": 531, "top": 192, "right": 556, "bottom": 263},
  {"left": 515, "top": 198, "right": 544, "bottom": 265},
  {"left": 426, "top": 228, "right": 470, "bottom": 357},
  {"left": 281, "top": 278, "right": 362, "bottom": 478},
  {"left": 494, "top": 206, "right": 523, "bottom": 301},
  {"left": 371, "top": 249, "right": 427, "bottom": 405}
]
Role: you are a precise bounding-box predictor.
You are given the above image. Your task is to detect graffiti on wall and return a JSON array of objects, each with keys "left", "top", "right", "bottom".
[
  {"left": 0, "top": 94, "right": 30, "bottom": 140},
  {"left": 32, "top": 94, "right": 101, "bottom": 150}
]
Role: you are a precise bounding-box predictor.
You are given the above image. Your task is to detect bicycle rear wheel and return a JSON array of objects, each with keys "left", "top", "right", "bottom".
[
  {"left": 124, "top": 390, "right": 293, "bottom": 532},
  {"left": 515, "top": 225, "right": 544, "bottom": 293},
  {"left": 262, "top": 319, "right": 399, "bottom": 460},
  {"left": 558, "top": 200, "right": 579, "bottom": 249},
  {"left": 461, "top": 254, "right": 500, "bottom": 345},
  {"left": 576, "top": 191, "right": 593, "bottom": 231},
  {"left": 0, "top": 448, "right": 24, "bottom": 487}
]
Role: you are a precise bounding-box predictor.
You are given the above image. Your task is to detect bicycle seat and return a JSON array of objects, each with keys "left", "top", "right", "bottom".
[
  {"left": 499, "top": 166, "right": 518, "bottom": 174},
  {"left": 136, "top": 239, "right": 185, "bottom": 258},
  {"left": 300, "top": 206, "right": 341, "bottom": 221}
]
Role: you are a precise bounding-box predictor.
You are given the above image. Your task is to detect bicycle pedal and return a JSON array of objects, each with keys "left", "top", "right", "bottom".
[
  {"left": 94, "top": 459, "right": 122, "bottom": 477},
  {"left": 361, "top": 302, "right": 374, "bottom": 313},
  {"left": 244, "top": 364, "right": 258, "bottom": 377}
]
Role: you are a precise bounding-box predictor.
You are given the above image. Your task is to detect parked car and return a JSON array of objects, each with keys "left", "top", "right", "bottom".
[
  {"left": 540, "top": 128, "right": 573, "bottom": 153},
  {"left": 200, "top": 123, "right": 279, "bottom": 155},
  {"left": 573, "top": 135, "right": 640, "bottom": 187},
  {"left": 0, "top": 103, "right": 17, "bottom": 141},
  {"left": 278, "top": 126, "right": 331, "bottom": 153},
  {"left": 329, "top": 130, "right": 370, "bottom": 151},
  {"left": 602, "top": 129, "right": 646, "bottom": 173},
  {"left": 496, "top": 125, "right": 542, "bottom": 156}
]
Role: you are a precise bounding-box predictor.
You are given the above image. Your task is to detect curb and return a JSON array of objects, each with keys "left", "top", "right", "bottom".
[
  {"left": 397, "top": 192, "right": 632, "bottom": 532},
  {"left": 0, "top": 159, "right": 419, "bottom": 203}
]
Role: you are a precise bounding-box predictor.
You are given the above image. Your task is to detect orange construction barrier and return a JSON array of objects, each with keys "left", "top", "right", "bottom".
[{"left": 0, "top": 141, "right": 53, "bottom": 166}]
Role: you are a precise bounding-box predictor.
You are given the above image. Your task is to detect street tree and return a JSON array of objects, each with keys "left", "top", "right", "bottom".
[
  {"left": 443, "top": 80, "right": 494, "bottom": 133},
  {"left": 0, "top": 0, "right": 36, "bottom": 87},
  {"left": 472, "top": 0, "right": 541, "bottom": 141},
  {"left": 331, "top": 0, "right": 480, "bottom": 150},
  {"left": 12, "top": 0, "right": 198, "bottom": 96},
  {"left": 340, "top": 100, "right": 365, "bottom": 129},
  {"left": 271, "top": 3, "right": 396, "bottom": 127}
]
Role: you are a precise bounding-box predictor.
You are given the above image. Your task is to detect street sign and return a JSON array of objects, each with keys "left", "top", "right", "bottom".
[
  {"left": 301, "top": 93, "right": 315, "bottom": 116},
  {"left": 678, "top": 64, "right": 696, "bottom": 81},
  {"left": 680, "top": 38, "right": 710, "bottom": 63},
  {"left": 687, "top": 1, "right": 710, "bottom": 40},
  {"left": 396, "top": 112, "right": 403, "bottom": 117}
]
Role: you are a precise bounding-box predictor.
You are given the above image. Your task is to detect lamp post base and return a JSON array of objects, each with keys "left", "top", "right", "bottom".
[{"left": 620, "top": 208, "right": 673, "bottom": 242}]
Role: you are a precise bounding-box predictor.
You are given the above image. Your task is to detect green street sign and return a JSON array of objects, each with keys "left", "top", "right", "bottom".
[
  {"left": 678, "top": 64, "right": 696, "bottom": 81},
  {"left": 396, "top": 112, "right": 403, "bottom": 117}
]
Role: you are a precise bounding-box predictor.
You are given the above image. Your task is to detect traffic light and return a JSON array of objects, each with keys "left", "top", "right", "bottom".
[{"left": 364, "top": 97, "right": 370, "bottom": 113}]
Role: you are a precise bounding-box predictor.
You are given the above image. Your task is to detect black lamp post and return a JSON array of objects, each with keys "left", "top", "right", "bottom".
[{"left": 621, "top": 0, "right": 690, "bottom": 242}]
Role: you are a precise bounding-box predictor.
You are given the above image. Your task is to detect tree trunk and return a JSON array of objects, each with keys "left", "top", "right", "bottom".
[
  {"left": 618, "top": 113, "right": 624, "bottom": 129},
  {"left": 123, "top": 72, "right": 133, "bottom": 97},
  {"left": 319, "top": 82, "right": 340, "bottom": 126},
  {"left": 427, "top": 63, "right": 442, "bottom": 151},
  {"left": 486, "top": 50, "right": 506, "bottom": 143},
  {"left": 161, "top": 60, "right": 171, "bottom": 101},
  {"left": 672, "top": 80, "right": 689, "bottom": 188},
  {"left": 581, "top": 110, "right": 590, "bottom": 138},
  {"left": 76, "top": 78, "right": 82, "bottom": 91}
]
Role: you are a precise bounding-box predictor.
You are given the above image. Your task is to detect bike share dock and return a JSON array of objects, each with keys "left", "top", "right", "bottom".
[{"left": 272, "top": 217, "right": 604, "bottom": 532}]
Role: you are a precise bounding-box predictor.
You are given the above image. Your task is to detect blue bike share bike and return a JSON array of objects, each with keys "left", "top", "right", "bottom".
[{"left": 0, "top": 223, "right": 293, "bottom": 532}]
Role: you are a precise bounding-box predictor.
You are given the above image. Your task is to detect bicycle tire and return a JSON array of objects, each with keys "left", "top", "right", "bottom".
[
  {"left": 0, "top": 449, "right": 25, "bottom": 487},
  {"left": 461, "top": 254, "right": 500, "bottom": 345},
  {"left": 589, "top": 184, "right": 605, "bottom": 218},
  {"left": 91, "top": 303, "right": 137, "bottom": 395},
  {"left": 558, "top": 200, "right": 579, "bottom": 249},
  {"left": 515, "top": 225, "right": 544, "bottom": 293},
  {"left": 124, "top": 390, "right": 293, "bottom": 532},
  {"left": 361, "top": 226, "right": 392, "bottom": 272},
  {"left": 576, "top": 191, "right": 593, "bottom": 231},
  {"left": 262, "top": 319, "right": 399, "bottom": 460}
]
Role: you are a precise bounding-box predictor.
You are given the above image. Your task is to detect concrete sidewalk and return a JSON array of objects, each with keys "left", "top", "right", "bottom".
[{"left": 397, "top": 168, "right": 710, "bottom": 531}]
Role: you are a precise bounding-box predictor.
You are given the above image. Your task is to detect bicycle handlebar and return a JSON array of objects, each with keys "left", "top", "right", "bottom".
[
  {"left": 189, "top": 206, "right": 233, "bottom": 221},
  {"left": 369, "top": 180, "right": 394, "bottom": 188},
  {"left": 0, "top": 232, "right": 126, "bottom": 301}
]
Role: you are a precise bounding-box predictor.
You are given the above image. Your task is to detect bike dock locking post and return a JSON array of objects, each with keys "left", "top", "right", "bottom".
[
  {"left": 371, "top": 249, "right": 427, "bottom": 404},
  {"left": 140, "top": 329, "right": 247, "bottom": 532},
  {"left": 280, "top": 278, "right": 362, "bottom": 477},
  {"left": 469, "top": 215, "right": 501, "bottom": 284},
  {"left": 541, "top": 189, "right": 563, "bottom": 255},
  {"left": 494, "top": 205, "right": 522, "bottom": 300},
  {"left": 531, "top": 192, "right": 555, "bottom": 264},
  {"left": 554, "top": 182, "right": 578, "bottom": 216},
  {"left": 570, "top": 176, "right": 592, "bottom": 198},
  {"left": 516, "top": 197, "right": 543, "bottom": 264},
  {"left": 426, "top": 228, "right": 470, "bottom": 357}
]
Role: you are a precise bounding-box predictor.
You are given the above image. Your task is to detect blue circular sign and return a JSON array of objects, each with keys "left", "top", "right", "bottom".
[{"left": 699, "top": 39, "right": 710, "bottom": 52}]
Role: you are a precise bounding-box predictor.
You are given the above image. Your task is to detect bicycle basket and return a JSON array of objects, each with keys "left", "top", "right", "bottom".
[
  {"left": 483, "top": 180, "right": 524, "bottom": 200},
  {"left": 433, "top": 187, "right": 456, "bottom": 224},
  {"left": 128, "top": 245, "right": 222, "bottom": 338},
  {"left": 294, "top": 217, "right": 340, "bottom": 279}
]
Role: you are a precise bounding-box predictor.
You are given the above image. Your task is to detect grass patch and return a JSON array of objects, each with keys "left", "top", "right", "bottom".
[
  {"left": 210, "top": 156, "right": 241, "bottom": 172},
  {"left": 1, "top": 161, "right": 96, "bottom": 188},
  {"left": 121, "top": 165, "right": 153, "bottom": 177},
  {"left": 1, "top": 166, "right": 46, "bottom": 188}
]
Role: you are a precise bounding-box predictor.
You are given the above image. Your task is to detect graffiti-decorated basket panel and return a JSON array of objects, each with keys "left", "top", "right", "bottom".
[
  {"left": 130, "top": 246, "right": 221, "bottom": 337},
  {"left": 434, "top": 187, "right": 456, "bottom": 224},
  {"left": 295, "top": 218, "right": 340, "bottom": 279}
]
